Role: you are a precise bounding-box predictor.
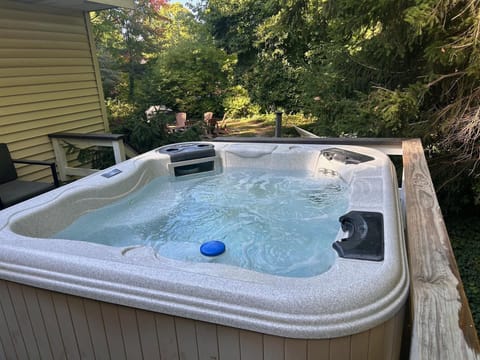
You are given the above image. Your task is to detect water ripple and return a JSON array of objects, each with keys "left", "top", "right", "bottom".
[{"left": 54, "top": 168, "right": 349, "bottom": 277}]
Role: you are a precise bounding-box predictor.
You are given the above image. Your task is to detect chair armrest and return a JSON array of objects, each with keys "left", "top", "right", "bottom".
[
  {"left": 13, "top": 159, "right": 60, "bottom": 187},
  {"left": 14, "top": 159, "right": 53, "bottom": 166}
]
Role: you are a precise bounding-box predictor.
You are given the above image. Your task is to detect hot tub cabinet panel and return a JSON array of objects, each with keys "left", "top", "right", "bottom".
[
  {"left": 0, "top": 279, "right": 405, "bottom": 360},
  {"left": 0, "top": 142, "right": 409, "bottom": 358}
]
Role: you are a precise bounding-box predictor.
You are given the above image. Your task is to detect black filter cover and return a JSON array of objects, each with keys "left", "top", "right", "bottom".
[{"left": 333, "top": 211, "right": 384, "bottom": 261}]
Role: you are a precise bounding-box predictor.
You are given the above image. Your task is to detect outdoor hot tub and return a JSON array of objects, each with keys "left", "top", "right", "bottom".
[{"left": 0, "top": 141, "right": 409, "bottom": 359}]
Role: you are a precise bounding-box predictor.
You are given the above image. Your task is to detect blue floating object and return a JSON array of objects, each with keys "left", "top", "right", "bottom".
[{"left": 200, "top": 240, "right": 226, "bottom": 256}]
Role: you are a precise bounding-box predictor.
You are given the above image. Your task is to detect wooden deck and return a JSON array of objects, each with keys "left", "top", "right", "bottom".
[{"left": 215, "top": 137, "right": 480, "bottom": 359}]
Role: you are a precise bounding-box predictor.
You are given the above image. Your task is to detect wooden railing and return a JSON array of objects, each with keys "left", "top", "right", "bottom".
[
  {"left": 48, "top": 132, "right": 128, "bottom": 181},
  {"left": 214, "top": 136, "right": 480, "bottom": 359}
]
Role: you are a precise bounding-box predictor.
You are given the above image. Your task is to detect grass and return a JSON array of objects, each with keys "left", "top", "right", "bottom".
[
  {"left": 226, "top": 118, "right": 275, "bottom": 137},
  {"left": 220, "top": 113, "right": 316, "bottom": 138}
]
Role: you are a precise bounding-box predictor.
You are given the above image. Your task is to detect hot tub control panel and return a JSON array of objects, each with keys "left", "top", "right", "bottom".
[{"left": 159, "top": 143, "right": 219, "bottom": 177}]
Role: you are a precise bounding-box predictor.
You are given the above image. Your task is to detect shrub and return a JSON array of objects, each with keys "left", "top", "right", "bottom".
[
  {"left": 105, "top": 98, "right": 136, "bottom": 122},
  {"left": 446, "top": 215, "right": 480, "bottom": 332},
  {"left": 223, "top": 86, "right": 261, "bottom": 118},
  {"left": 110, "top": 111, "right": 202, "bottom": 154}
]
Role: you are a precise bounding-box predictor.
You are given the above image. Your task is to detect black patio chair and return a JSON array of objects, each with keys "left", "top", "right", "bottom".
[{"left": 0, "top": 143, "right": 60, "bottom": 209}]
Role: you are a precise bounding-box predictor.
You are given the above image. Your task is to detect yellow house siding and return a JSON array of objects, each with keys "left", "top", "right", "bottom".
[{"left": 0, "top": 0, "right": 110, "bottom": 183}]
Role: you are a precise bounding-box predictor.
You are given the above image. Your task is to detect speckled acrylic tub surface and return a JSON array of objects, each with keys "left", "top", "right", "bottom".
[{"left": 0, "top": 142, "right": 409, "bottom": 339}]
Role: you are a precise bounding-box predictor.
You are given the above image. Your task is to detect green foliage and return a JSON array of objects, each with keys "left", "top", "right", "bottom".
[
  {"left": 104, "top": 97, "right": 202, "bottom": 154},
  {"left": 78, "top": 147, "right": 116, "bottom": 170},
  {"left": 199, "top": 0, "right": 279, "bottom": 70},
  {"left": 93, "top": 1, "right": 237, "bottom": 121},
  {"left": 135, "top": 3, "right": 238, "bottom": 116},
  {"left": 245, "top": 55, "right": 303, "bottom": 112},
  {"left": 366, "top": 85, "right": 423, "bottom": 136},
  {"left": 110, "top": 111, "right": 202, "bottom": 153},
  {"left": 105, "top": 98, "right": 136, "bottom": 121},
  {"left": 281, "top": 112, "right": 316, "bottom": 126},
  {"left": 426, "top": 147, "right": 480, "bottom": 215},
  {"left": 280, "top": 112, "right": 318, "bottom": 136},
  {"left": 157, "top": 3, "right": 206, "bottom": 47},
  {"left": 62, "top": 142, "right": 116, "bottom": 171},
  {"left": 147, "top": 37, "right": 235, "bottom": 117},
  {"left": 253, "top": 0, "right": 480, "bottom": 211},
  {"left": 446, "top": 215, "right": 480, "bottom": 333},
  {"left": 225, "top": 112, "right": 317, "bottom": 137},
  {"left": 91, "top": 0, "right": 168, "bottom": 100},
  {"left": 198, "top": 0, "right": 304, "bottom": 111},
  {"left": 222, "top": 86, "right": 260, "bottom": 118},
  {"left": 92, "top": 0, "right": 480, "bottom": 212},
  {"left": 96, "top": 48, "right": 122, "bottom": 99}
]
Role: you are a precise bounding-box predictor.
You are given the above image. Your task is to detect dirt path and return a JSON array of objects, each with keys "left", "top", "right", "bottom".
[{"left": 219, "top": 118, "right": 275, "bottom": 137}]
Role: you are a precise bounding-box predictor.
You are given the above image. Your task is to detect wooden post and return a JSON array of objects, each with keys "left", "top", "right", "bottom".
[
  {"left": 111, "top": 140, "right": 126, "bottom": 164},
  {"left": 50, "top": 137, "right": 69, "bottom": 182},
  {"left": 275, "top": 111, "right": 283, "bottom": 137},
  {"left": 48, "top": 133, "right": 127, "bottom": 181},
  {"left": 403, "top": 139, "right": 480, "bottom": 359}
]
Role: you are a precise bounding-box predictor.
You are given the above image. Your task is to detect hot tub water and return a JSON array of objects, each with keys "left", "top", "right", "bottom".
[{"left": 54, "top": 168, "right": 349, "bottom": 277}]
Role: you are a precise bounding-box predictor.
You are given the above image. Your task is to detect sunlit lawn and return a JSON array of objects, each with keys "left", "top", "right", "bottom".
[
  {"left": 221, "top": 114, "right": 316, "bottom": 137},
  {"left": 226, "top": 118, "right": 275, "bottom": 137}
]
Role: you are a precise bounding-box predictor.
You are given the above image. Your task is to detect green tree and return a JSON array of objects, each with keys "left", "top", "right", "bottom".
[
  {"left": 199, "top": 0, "right": 480, "bottom": 209},
  {"left": 198, "top": 0, "right": 300, "bottom": 111},
  {"left": 126, "top": 2, "right": 236, "bottom": 117},
  {"left": 90, "top": 0, "right": 167, "bottom": 101},
  {"left": 147, "top": 37, "right": 235, "bottom": 117},
  {"left": 199, "top": 0, "right": 279, "bottom": 72},
  {"left": 261, "top": 0, "right": 479, "bottom": 208}
]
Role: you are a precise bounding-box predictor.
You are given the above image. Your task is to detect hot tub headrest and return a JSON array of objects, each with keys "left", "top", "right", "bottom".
[{"left": 159, "top": 143, "right": 215, "bottom": 162}]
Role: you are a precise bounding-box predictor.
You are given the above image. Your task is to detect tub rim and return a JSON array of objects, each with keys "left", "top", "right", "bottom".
[{"left": 0, "top": 141, "right": 409, "bottom": 339}]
